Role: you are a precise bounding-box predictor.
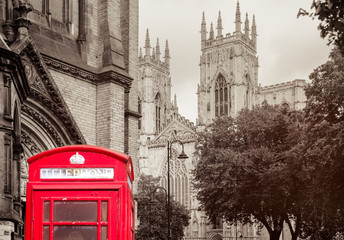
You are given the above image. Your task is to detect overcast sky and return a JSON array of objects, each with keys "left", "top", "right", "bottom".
[{"left": 139, "top": 0, "right": 332, "bottom": 123}]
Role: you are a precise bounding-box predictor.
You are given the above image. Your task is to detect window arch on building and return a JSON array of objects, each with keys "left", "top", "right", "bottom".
[
  {"left": 210, "top": 233, "right": 223, "bottom": 240},
  {"left": 161, "top": 148, "right": 189, "bottom": 207},
  {"left": 155, "top": 93, "right": 161, "bottom": 134},
  {"left": 215, "top": 74, "right": 230, "bottom": 117},
  {"left": 192, "top": 221, "right": 199, "bottom": 237},
  {"left": 29, "top": 0, "right": 84, "bottom": 38}
]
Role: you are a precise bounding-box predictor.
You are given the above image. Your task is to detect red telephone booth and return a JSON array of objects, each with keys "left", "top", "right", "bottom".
[{"left": 25, "top": 145, "right": 135, "bottom": 240}]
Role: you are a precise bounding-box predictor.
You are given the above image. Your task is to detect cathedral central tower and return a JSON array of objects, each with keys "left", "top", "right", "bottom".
[{"left": 197, "top": 2, "right": 259, "bottom": 125}]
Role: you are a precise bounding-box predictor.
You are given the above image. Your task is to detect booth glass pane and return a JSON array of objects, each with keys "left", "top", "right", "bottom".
[
  {"left": 43, "top": 226, "right": 49, "bottom": 240},
  {"left": 101, "top": 226, "right": 107, "bottom": 240},
  {"left": 43, "top": 201, "right": 50, "bottom": 222},
  {"left": 54, "top": 201, "right": 97, "bottom": 222},
  {"left": 53, "top": 226, "right": 97, "bottom": 240},
  {"left": 101, "top": 201, "right": 108, "bottom": 222}
]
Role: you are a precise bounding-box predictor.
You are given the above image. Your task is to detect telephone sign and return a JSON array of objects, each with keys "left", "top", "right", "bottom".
[{"left": 25, "top": 145, "right": 135, "bottom": 240}]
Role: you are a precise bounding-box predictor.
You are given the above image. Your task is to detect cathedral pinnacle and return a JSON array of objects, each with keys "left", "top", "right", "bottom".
[
  {"left": 139, "top": 47, "right": 143, "bottom": 58},
  {"left": 152, "top": 47, "right": 155, "bottom": 59},
  {"left": 164, "top": 40, "right": 170, "bottom": 66},
  {"left": 156, "top": 38, "right": 161, "bottom": 61},
  {"left": 235, "top": 1, "right": 242, "bottom": 34},
  {"left": 201, "top": 11, "right": 207, "bottom": 47},
  {"left": 251, "top": 14, "right": 257, "bottom": 46},
  {"left": 202, "top": 11, "right": 206, "bottom": 25},
  {"left": 209, "top": 22, "right": 214, "bottom": 41},
  {"left": 217, "top": 11, "right": 223, "bottom": 37},
  {"left": 144, "top": 28, "right": 151, "bottom": 57},
  {"left": 244, "top": 12, "right": 250, "bottom": 38}
]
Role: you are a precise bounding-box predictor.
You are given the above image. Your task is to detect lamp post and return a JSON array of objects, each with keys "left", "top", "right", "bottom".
[{"left": 167, "top": 139, "right": 188, "bottom": 240}]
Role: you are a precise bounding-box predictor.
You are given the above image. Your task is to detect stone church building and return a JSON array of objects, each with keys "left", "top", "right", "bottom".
[
  {"left": 0, "top": 0, "right": 140, "bottom": 239},
  {"left": 138, "top": 2, "right": 306, "bottom": 240}
]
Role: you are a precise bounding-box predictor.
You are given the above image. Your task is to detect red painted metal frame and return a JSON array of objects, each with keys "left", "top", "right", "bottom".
[{"left": 25, "top": 145, "right": 135, "bottom": 240}]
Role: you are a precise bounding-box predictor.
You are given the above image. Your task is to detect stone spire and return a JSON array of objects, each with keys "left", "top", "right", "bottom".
[
  {"left": 251, "top": 14, "right": 257, "bottom": 46},
  {"left": 244, "top": 12, "right": 250, "bottom": 38},
  {"left": 235, "top": 1, "right": 242, "bottom": 34},
  {"left": 209, "top": 22, "right": 214, "bottom": 41},
  {"left": 152, "top": 47, "right": 155, "bottom": 59},
  {"left": 156, "top": 38, "right": 161, "bottom": 61},
  {"left": 144, "top": 28, "right": 151, "bottom": 57},
  {"left": 164, "top": 40, "right": 170, "bottom": 66},
  {"left": 172, "top": 94, "right": 179, "bottom": 114},
  {"left": 139, "top": 47, "right": 143, "bottom": 58},
  {"left": 217, "top": 11, "right": 223, "bottom": 37},
  {"left": 201, "top": 11, "right": 207, "bottom": 47}
]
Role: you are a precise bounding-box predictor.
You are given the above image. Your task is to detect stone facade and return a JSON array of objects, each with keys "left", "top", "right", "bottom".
[{"left": 0, "top": 0, "right": 139, "bottom": 239}]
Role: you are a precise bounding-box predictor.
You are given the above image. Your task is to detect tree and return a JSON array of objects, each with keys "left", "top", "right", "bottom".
[
  {"left": 135, "top": 174, "right": 190, "bottom": 240},
  {"left": 193, "top": 103, "right": 306, "bottom": 240},
  {"left": 298, "top": 0, "right": 344, "bottom": 54},
  {"left": 295, "top": 47, "right": 344, "bottom": 239}
]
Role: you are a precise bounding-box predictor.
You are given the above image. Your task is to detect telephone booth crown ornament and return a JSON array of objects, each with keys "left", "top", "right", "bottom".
[{"left": 70, "top": 152, "right": 85, "bottom": 164}]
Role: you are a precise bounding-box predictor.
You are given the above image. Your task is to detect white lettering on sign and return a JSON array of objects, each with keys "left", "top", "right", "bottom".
[{"left": 40, "top": 168, "right": 114, "bottom": 179}]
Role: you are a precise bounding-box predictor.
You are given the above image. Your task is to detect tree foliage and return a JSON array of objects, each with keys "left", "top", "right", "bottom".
[
  {"left": 193, "top": 103, "right": 305, "bottom": 240},
  {"left": 298, "top": 0, "right": 344, "bottom": 54},
  {"left": 135, "top": 174, "right": 190, "bottom": 240},
  {"left": 295, "top": 47, "right": 344, "bottom": 239}
]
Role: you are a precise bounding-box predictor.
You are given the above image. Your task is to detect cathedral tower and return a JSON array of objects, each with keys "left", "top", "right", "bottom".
[
  {"left": 138, "top": 30, "right": 174, "bottom": 172},
  {"left": 197, "top": 1, "right": 259, "bottom": 125}
]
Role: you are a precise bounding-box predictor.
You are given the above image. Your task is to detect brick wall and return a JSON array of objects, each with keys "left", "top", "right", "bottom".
[
  {"left": 50, "top": 69, "right": 97, "bottom": 145},
  {"left": 96, "top": 82, "right": 125, "bottom": 152}
]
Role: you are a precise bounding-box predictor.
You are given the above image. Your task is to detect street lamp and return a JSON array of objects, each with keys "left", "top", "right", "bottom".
[{"left": 167, "top": 139, "right": 188, "bottom": 240}]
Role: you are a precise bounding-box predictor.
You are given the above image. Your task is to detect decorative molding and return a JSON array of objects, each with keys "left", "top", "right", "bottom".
[
  {"left": 99, "top": 71, "right": 133, "bottom": 90},
  {"left": 12, "top": 38, "right": 86, "bottom": 145},
  {"left": 21, "top": 104, "right": 64, "bottom": 147},
  {"left": 21, "top": 132, "right": 41, "bottom": 155},
  {"left": 42, "top": 55, "right": 133, "bottom": 90},
  {"left": 42, "top": 56, "right": 98, "bottom": 82}
]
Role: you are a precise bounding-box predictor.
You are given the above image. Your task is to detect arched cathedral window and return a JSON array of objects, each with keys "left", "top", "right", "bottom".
[
  {"left": 155, "top": 93, "right": 161, "bottom": 134},
  {"left": 215, "top": 74, "right": 230, "bottom": 117},
  {"left": 30, "top": 0, "right": 69, "bottom": 23},
  {"left": 29, "top": 0, "right": 85, "bottom": 38},
  {"left": 161, "top": 149, "right": 189, "bottom": 207}
]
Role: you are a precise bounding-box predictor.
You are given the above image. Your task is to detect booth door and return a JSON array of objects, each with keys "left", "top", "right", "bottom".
[{"left": 33, "top": 190, "right": 118, "bottom": 240}]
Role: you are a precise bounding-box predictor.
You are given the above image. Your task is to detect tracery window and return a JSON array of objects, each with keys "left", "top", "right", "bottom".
[
  {"left": 215, "top": 74, "right": 230, "bottom": 117},
  {"left": 155, "top": 93, "right": 161, "bottom": 134},
  {"left": 161, "top": 150, "right": 189, "bottom": 207}
]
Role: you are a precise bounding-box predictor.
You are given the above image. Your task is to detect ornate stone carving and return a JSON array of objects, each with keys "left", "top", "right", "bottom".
[
  {"left": 21, "top": 104, "right": 65, "bottom": 147},
  {"left": 13, "top": 40, "right": 86, "bottom": 145},
  {"left": 43, "top": 56, "right": 98, "bottom": 82},
  {"left": 99, "top": 71, "right": 133, "bottom": 90},
  {"left": 43, "top": 56, "right": 133, "bottom": 90}
]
